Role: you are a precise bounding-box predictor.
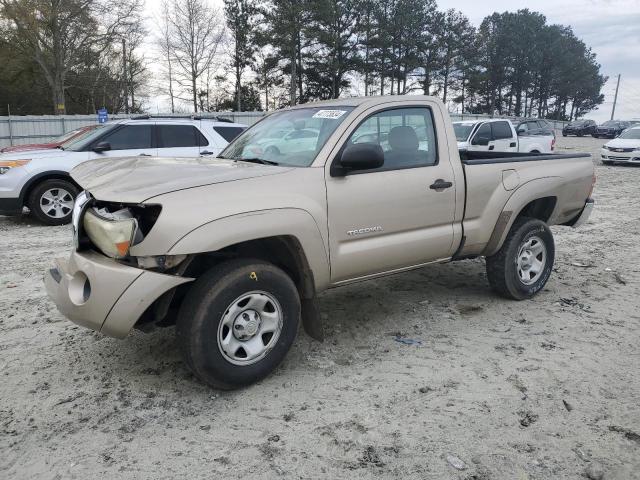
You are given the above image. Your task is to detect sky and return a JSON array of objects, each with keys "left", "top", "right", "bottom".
[{"left": 143, "top": 0, "right": 640, "bottom": 121}]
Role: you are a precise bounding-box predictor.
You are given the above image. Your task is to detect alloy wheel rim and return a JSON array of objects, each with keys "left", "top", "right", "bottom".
[
  {"left": 217, "top": 291, "right": 283, "bottom": 366},
  {"left": 516, "top": 235, "right": 547, "bottom": 285},
  {"left": 40, "top": 188, "right": 74, "bottom": 219}
]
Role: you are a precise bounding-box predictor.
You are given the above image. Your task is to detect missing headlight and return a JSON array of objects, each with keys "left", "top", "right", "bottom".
[{"left": 80, "top": 201, "right": 162, "bottom": 258}]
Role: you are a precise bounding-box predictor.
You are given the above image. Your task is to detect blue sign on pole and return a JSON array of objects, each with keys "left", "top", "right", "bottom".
[{"left": 97, "top": 108, "right": 108, "bottom": 124}]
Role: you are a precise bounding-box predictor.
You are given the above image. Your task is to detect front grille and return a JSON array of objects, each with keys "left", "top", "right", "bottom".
[{"left": 607, "top": 146, "right": 634, "bottom": 152}]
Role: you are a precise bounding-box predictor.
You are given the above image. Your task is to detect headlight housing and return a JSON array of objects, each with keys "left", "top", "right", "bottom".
[
  {"left": 83, "top": 207, "right": 141, "bottom": 258},
  {"left": 0, "top": 159, "right": 30, "bottom": 174}
]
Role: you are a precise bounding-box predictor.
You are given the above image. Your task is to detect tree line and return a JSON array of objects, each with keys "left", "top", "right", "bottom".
[{"left": 0, "top": 0, "right": 606, "bottom": 121}]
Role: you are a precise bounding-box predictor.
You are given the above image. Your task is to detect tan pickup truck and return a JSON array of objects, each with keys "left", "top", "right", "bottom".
[{"left": 45, "top": 96, "right": 595, "bottom": 389}]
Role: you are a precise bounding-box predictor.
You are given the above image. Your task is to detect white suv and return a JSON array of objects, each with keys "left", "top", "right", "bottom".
[{"left": 0, "top": 116, "right": 246, "bottom": 225}]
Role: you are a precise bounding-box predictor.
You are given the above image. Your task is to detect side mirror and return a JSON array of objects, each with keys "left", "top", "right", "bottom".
[
  {"left": 332, "top": 143, "right": 384, "bottom": 176},
  {"left": 472, "top": 136, "right": 490, "bottom": 146},
  {"left": 517, "top": 127, "right": 526, "bottom": 135},
  {"left": 92, "top": 142, "right": 111, "bottom": 153}
]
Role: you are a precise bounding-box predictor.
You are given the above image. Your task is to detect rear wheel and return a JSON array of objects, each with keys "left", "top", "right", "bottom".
[
  {"left": 176, "top": 259, "right": 300, "bottom": 389},
  {"left": 486, "top": 217, "right": 555, "bottom": 300},
  {"left": 27, "top": 179, "right": 78, "bottom": 226}
]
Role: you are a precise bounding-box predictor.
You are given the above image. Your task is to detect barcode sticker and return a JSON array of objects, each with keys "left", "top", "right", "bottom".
[{"left": 312, "top": 110, "right": 347, "bottom": 119}]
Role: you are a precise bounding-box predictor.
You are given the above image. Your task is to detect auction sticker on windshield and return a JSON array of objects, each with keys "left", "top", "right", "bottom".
[{"left": 313, "top": 110, "right": 347, "bottom": 119}]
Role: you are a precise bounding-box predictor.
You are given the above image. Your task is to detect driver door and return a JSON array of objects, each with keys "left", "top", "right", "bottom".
[
  {"left": 325, "top": 106, "right": 457, "bottom": 283},
  {"left": 88, "top": 124, "right": 157, "bottom": 159}
]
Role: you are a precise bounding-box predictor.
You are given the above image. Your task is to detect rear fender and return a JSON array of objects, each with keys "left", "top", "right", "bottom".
[{"left": 483, "top": 177, "right": 561, "bottom": 257}]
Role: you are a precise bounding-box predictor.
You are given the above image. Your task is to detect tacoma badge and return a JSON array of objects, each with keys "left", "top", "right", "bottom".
[{"left": 347, "top": 226, "right": 383, "bottom": 236}]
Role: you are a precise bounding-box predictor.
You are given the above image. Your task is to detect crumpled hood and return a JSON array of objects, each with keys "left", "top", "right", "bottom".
[{"left": 71, "top": 156, "right": 292, "bottom": 203}]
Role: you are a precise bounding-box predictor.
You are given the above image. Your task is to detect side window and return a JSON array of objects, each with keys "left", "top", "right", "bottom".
[
  {"left": 101, "top": 125, "right": 152, "bottom": 150},
  {"left": 346, "top": 107, "right": 437, "bottom": 169},
  {"left": 213, "top": 126, "right": 246, "bottom": 143},
  {"left": 492, "top": 121, "right": 513, "bottom": 140},
  {"left": 472, "top": 123, "right": 492, "bottom": 143},
  {"left": 157, "top": 125, "right": 209, "bottom": 148}
]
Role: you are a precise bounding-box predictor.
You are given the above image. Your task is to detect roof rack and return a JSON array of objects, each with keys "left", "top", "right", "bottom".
[{"left": 130, "top": 114, "right": 235, "bottom": 123}]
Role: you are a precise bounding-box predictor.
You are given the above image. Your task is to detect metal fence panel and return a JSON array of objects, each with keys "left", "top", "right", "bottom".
[{"left": 0, "top": 111, "right": 569, "bottom": 148}]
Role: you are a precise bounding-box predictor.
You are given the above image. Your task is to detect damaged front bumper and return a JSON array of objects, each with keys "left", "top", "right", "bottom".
[{"left": 44, "top": 250, "right": 193, "bottom": 338}]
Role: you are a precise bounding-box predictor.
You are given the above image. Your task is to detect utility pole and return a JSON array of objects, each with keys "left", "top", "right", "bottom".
[
  {"left": 122, "top": 38, "right": 129, "bottom": 114},
  {"left": 611, "top": 74, "right": 621, "bottom": 121}
]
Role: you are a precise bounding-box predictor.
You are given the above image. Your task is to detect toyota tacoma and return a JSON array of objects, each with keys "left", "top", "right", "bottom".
[{"left": 45, "top": 96, "right": 595, "bottom": 389}]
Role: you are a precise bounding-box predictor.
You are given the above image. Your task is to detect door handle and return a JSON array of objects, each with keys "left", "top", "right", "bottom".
[
  {"left": 429, "top": 179, "right": 453, "bottom": 191},
  {"left": 509, "top": 142, "right": 516, "bottom": 148},
  {"left": 138, "top": 153, "right": 152, "bottom": 157},
  {"left": 488, "top": 145, "right": 495, "bottom": 150},
  {"left": 200, "top": 150, "right": 215, "bottom": 156}
]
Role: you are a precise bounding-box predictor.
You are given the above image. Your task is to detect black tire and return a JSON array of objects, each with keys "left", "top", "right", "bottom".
[
  {"left": 486, "top": 217, "right": 555, "bottom": 300},
  {"left": 27, "top": 178, "right": 79, "bottom": 225},
  {"left": 592, "top": 134, "right": 599, "bottom": 138},
  {"left": 562, "top": 133, "right": 567, "bottom": 137},
  {"left": 602, "top": 160, "right": 614, "bottom": 166},
  {"left": 577, "top": 131, "right": 583, "bottom": 137},
  {"left": 176, "top": 258, "right": 300, "bottom": 389}
]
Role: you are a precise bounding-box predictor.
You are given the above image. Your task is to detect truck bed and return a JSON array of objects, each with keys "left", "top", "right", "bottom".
[
  {"left": 459, "top": 150, "right": 591, "bottom": 164},
  {"left": 457, "top": 150, "right": 594, "bottom": 257}
]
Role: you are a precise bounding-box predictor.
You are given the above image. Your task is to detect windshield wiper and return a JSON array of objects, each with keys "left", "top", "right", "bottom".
[{"left": 233, "top": 157, "right": 279, "bottom": 166}]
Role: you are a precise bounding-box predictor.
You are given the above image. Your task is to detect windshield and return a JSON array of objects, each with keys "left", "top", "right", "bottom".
[
  {"left": 59, "top": 126, "right": 98, "bottom": 149},
  {"left": 453, "top": 123, "right": 475, "bottom": 142},
  {"left": 64, "top": 124, "right": 113, "bottom": 151},
  {"left": 601, "top": 121, "right": 618, "bottom": 127},
  {"left": 569, "top": 121, "right": 587, "bottom": 127},
  {"left": 619, "top": 128, "right": 640, "bottom": 140},
  {"left": 220, "top": 107, "right": 355, "bottom": 167}
]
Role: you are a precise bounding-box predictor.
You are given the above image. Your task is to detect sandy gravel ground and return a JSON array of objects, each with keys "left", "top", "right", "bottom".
[{"left": 1, "top": 136, "right": 639, "bottom": 480}]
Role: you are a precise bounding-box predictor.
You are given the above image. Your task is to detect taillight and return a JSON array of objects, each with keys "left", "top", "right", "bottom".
[{"left": 551, "top": 138, "right": 556, "bottom": 151}]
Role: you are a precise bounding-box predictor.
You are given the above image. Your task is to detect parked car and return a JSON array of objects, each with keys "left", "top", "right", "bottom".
[
  {"left": 593, "top": 120, "right": 631, "bottom": 138},
  {"left": 244, "top": 127, "right": 320, "bottom": 157},
  {"left": 45, "top": 96, "right": 594, "bottom": 389},
  {"left": 0, "top": 116, "right": 246, "bottom": 225},
  {"left": 0, "top": 125, "right": 99, "bottom": 153},
  {"left": 562, "top": 119, "right": 597, "bottom": 137},
  {"left": 600, "top": 126, "right": 640, "bottom": 165},
  {"left": 515, "top": 118, "right": 556, "bottom": 138},
  {"left": 454, "top": 118, "right": 555, "bottom": 153}
]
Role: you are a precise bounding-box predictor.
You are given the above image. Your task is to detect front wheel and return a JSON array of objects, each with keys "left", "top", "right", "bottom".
[
  {"left": 27, "top": 179, "right": 78, "bottom": 225},
  {"left": 486, "top": 217, "right": 555, "bottom": 300},
  {"left": 177, "top": 259, "right": 300, "bottom": 389}
]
